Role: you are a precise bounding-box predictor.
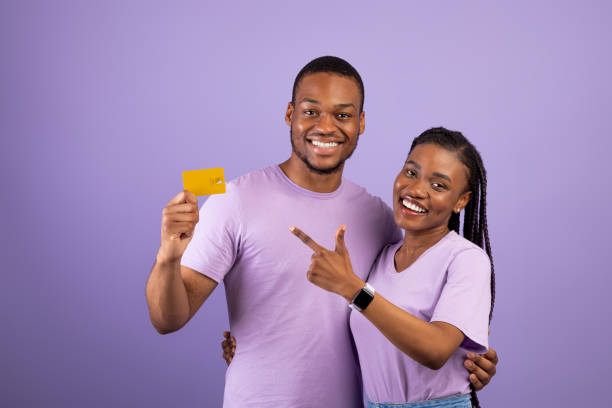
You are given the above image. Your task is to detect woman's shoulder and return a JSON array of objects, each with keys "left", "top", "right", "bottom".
[{"left": 444, "top": 231, "right": 490, "bottom": 265}]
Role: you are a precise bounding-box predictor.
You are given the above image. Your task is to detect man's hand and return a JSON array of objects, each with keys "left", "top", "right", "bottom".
[
  {"left": 289, "top": 225, "right": 364, "bottom": 301},
  {"left": 222, "top": 331, "right": 236, "bottom": 366},
  {"left": 158, "top": 190, "right": 199, "bottom": 262},
  {"left": 464, "top": 347, "right": 498, "bottom": 390}
]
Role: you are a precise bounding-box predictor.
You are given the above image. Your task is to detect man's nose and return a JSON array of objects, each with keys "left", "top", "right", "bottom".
[{"left": 314, "top": 113, "right": 336, "bottom": 134}]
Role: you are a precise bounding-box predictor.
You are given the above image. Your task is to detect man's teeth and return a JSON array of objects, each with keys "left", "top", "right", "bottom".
[
  {"left": 402, "top": 199, "right": 427, "bottom": 213},
  {"left": 311, "top": 140, "right": 339, "bottom": 148}
]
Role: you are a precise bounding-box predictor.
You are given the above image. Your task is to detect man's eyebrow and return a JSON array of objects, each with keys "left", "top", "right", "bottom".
[
  {"left": 299, "top": 98, "right": 320, "bottom": 105},
  {"left": 405, "top": 160, "right": 421, "bottom": 169},
  {"left": 335, "top": 103, "right": 357, "bottom": 110},
  {"left": 433, "top": 172, "right": 451, "bottom": 182}
]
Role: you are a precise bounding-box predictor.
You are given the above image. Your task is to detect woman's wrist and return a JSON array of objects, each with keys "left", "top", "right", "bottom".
[{"left": 341, "top": 276, "right": 366, "bottom": 302}]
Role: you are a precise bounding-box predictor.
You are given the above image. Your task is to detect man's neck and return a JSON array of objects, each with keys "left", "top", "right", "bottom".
[{"left": 278, "top": 156, "right": 344, "bottom": 193}]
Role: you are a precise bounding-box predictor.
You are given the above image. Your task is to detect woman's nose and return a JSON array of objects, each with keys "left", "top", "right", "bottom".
[{"left": 404, "top": 180, "right": 427, "bottom": 199}]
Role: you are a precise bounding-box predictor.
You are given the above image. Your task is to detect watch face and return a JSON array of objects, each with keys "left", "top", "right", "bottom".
[{"left": 353, "top": 288, "right": 374, "bottom": 310}]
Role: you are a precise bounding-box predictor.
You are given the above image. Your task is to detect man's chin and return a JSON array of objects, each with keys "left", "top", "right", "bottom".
[{"left": 301, "top": 157, "right": 344, "bottom": 175}]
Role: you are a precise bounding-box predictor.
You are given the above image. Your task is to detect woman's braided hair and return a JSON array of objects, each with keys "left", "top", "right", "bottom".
[{"left": 410, "top": 127, "right": 494, "bottom": 408}]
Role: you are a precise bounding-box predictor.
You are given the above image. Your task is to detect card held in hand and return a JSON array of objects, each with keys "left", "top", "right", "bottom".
[{"left": 182, "top": 168, "right": 226, "bottom": 196}]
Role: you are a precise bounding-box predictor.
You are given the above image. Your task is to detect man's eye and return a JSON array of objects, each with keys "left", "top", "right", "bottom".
[
  {"left": 304, "top": 110, "right": 317, "bottom": 116},
  {"left": 406, "top": 169, "right": 416, "bottom": 177},
  {"left": 337, "top": 113, "right": 351, "bottom": 119}
]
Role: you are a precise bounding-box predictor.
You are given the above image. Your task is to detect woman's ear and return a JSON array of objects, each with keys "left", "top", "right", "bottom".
[{"left": 454, "top": 191, "right": 472, "bottom": 213}]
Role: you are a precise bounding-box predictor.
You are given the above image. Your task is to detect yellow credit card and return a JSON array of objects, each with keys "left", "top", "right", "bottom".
[{"left": 182, "top": 168, "right": 226, "bottom": 196}]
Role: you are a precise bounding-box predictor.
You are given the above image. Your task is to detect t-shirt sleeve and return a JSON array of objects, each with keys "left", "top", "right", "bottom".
[
  {"left": 180, "top": 186, "right": 241, "bottom": 283},
  {"left": 380, "top": 200, "right": 403, "bottom": 244},
  {"left": 430, "top": 248, "right": 491, "bottom": 353}
]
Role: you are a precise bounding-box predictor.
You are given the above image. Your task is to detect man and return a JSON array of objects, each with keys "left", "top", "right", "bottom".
[{"left": 146, "top": 56, "right": 498, "bottom": 407}]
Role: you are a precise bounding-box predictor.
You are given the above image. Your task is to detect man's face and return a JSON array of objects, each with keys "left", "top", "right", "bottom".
[{"left": 285, "top": 73, "right": 365, "bottom": 174}]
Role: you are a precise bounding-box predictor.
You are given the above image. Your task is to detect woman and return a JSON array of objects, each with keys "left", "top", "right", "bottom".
[{"left": 290, "top": 127, "right": 494, "bottom": 408}]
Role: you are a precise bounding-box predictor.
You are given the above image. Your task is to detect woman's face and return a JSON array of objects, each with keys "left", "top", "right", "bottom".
[{"left": 393, "top": 143, "right": 472, "bottom": 234}]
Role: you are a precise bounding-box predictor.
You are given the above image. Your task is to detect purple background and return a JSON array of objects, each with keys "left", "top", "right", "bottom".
[{"left": 2, "top": 1, "right": 610, "bottom": 406}]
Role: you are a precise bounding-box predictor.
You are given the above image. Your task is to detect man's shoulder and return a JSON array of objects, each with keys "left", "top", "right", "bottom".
[
  {"left": 228, "top": 165, "right": 277, "bottom": 186},
  {"left": 341, "top": 178, "right": 391, "bottom": 211},
  {"left": 221, "top": 165, "right": 281, "bottom": 197}
]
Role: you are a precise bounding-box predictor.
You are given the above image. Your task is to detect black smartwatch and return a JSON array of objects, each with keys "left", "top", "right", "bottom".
[{"left": 349, "top": 283, "right": 375, "bottom": 312}]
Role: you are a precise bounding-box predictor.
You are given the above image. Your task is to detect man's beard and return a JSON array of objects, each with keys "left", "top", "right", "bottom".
[{"left": 289, "top": 130, "right": 358, "bottom": 175}]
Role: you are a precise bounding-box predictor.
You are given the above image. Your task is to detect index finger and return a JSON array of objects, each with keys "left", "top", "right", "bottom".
[{"left": 290, "top": 226, "right": 323, "bottom": 252}]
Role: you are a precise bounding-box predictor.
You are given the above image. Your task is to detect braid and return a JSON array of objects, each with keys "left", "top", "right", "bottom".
[
  {"left": 477, "top": 159, "right": 495, "bottom": 322},
  {"left": 449, "top": 212, "right": 460, "bottom": 233},
  {"left": 409, "top": 127, "right": 495, "bottom": 408},
  {"left": 470, "top": 383, "right": 481, "bottom": 408}
]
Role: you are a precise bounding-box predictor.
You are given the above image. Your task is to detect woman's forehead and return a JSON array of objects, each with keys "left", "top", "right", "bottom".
[{"left": 406, "top": 144, "right": 469, "bottom": 179}]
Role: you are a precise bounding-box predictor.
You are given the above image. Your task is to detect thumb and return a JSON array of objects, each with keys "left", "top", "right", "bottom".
[{"left": 334, "top": 224, "right": 347, "bottom": 255}]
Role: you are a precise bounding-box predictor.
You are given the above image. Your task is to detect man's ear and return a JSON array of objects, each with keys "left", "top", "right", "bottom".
[
  {"left": 359, "top": 110, "right": 365, "bottom": 135},
  {"left": 285, "top": 102, "right": 294, "bottom": 126},
  {"left": 454, "top": 191, "right": 472, "bottom": 213}
]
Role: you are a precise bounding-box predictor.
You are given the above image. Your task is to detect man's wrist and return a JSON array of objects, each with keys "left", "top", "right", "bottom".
[{"left": 155, "top": 249, "right": 182, "bottom": 267}]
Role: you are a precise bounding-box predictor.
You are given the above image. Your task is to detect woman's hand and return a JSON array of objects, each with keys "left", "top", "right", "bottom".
[{"left": 290, "top": 225, "right": 364, "bottom": 301}]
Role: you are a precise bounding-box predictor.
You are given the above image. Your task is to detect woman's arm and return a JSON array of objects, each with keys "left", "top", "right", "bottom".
[
  {"left": 359, "top": 292, "right": 464, "bottom": 370},
  {"left": 290, "top": 225, "right": 466, "bottom": 370}
]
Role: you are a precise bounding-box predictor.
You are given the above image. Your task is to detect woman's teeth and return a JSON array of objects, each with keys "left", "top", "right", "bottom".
[
  {"left": 311, "top": 140, "right": 339, "bottom": 148},
  {"left": 402, "top": 199, "right": 427, "bottom": 213}
]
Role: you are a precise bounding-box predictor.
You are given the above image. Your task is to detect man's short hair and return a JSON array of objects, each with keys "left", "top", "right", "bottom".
[{"left": 292, "top": 56, "right": 365, "bottom": 112}]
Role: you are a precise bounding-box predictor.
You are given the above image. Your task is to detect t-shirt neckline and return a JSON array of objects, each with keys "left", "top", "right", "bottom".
[
  {"left": 388, "top": 231, "right": 456, "bottom": 275},
  {"left": 273, "top": 165, "right": 345, "bottom": 199}
]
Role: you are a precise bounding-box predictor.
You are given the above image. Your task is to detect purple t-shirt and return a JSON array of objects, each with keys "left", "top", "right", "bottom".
[
  {"left": 181, "top": 165, "right": 400, "bottom": 408},
  {"left": 349, "top": 231, "right": 491, "bottom": 404}
]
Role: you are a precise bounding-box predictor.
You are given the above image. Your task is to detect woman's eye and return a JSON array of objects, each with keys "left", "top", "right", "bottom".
[{"left": 432, "top": 183, "right": 446, "bottom": 190}]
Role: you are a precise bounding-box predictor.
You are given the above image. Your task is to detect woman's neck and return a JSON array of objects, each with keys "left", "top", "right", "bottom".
[{"left": 394, "top": 226, "right": 450, "bottom": 272}]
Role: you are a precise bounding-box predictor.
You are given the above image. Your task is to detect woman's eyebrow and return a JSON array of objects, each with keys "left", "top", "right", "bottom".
[
  {"left": 433, "top": 172, "right": 451, "bottom": 182},
  {"left": 405, "top": 160, "right": 420, "bottom": 169}
]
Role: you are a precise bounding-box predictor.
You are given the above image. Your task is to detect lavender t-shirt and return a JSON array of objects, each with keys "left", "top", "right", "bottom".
[
  {"left": 349, "top": 231, "right": 491, "bottom": 404},
  {"left": 181, "top": 165, "right": 400, "bottom": 408}
]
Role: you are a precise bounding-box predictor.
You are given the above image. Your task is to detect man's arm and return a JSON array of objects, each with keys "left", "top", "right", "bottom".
[
  {"left": 145, "top": 190, "right": 218, "bottom": 334},
  {"left": 220, "top": 331, "right": 498, "bottom": 390},
  {"left": 146, "top": 262, "right": 217, "bottom": 334}
]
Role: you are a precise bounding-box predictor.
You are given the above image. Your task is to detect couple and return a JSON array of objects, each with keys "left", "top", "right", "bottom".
[{"left": 146, "top": 56, "right": 498, "bottom": 407}]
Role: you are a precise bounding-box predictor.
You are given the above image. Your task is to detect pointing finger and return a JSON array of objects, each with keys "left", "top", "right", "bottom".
[
  {"left": 334, "top": 224, "right": 347, "bottom": 255},
  {"left": 290, "top": 226, "right": 323, "bottom": 252}
]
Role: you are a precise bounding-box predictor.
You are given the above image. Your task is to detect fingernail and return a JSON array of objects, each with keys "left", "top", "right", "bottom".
[{"left": 467, "top": 352, "right": 475, "bottom": 359}]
